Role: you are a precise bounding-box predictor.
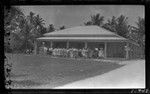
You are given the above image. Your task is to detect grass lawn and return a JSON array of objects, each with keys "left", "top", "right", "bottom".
[{"left": 5, "top": 53, "right": 124, "bottom": 88}]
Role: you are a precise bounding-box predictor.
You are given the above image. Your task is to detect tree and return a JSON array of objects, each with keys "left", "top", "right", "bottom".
[
  {"left": 19, "top": 12, "right": 46, "bottom": 52},
  {"left": 59, "top": 25, "right": 66, "bottom": 30},
  {"left": 127, "top": 17, "right": 145, "bottom": 58},
  {"left": 4, "top": 6, "right": 24, "bottom": 53},
  {"left": 135, "top": 17, "right": 145, "bottom": 57},
  {"left": 103, "top": 15, "right": 130, "bottom": 38},
  {"left": 4, "top": 6, "right": 24, "bottom": 88},
  {"left": 8, "top": 33, "right": 23, "bottom": 53},
  {"left": 84, "top": 21, "right": 92, "bottom": 26},
  {"left": 33, "top": 15, "right": 46, "bottom": 37},
  {"left": 102, "top": 16, "right": 117, "bottom": 33},
  {"left": 47, "top": 24, "right": 55, "bottom": 32},
  {"left": 115, "top": 15, "right": 129, "bottom": 38},
  {"left": 84, "top": 13, "right": 104, "bottom": 27},
  {"left": 5, "top": 10, "right": 46, "bottom": 53},
  {"left": 136, "top": 17, "right": 145, "bottom": 37},
  {"left": 4, "top": 6, "right": 23, "bottom": 26}
]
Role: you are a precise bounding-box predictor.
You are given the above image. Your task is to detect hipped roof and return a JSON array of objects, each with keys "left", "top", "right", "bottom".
[{"left": 37, "top": 25, "right": 128, "bottom": 41}]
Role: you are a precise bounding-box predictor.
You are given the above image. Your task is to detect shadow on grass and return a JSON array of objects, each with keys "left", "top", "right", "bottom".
[
  {"left": 10, "top": 73, "right": 28, "bottom": 78},
  {"left": 11, "top": 80, "right": 44, "bottom": 88},
  {"left": 6, "top": 53, "right": 125, "bottom": 88},
  {"left": 44, "top": 63, "right": 124, "bottom": 88}
]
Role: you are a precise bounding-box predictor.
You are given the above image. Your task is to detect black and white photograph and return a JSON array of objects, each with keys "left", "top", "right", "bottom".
[{"left": 4, "top": 5, "right": 145, "bottom": 89}]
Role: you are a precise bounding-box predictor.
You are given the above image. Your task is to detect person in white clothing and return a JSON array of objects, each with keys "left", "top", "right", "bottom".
[{"left": 98, "top": 48, "right": 104, "bottom": 58}]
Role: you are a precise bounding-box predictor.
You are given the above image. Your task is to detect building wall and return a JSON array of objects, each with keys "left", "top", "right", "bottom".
[{"left": 107, "top": 42, "right": 126, "bottom": 58}]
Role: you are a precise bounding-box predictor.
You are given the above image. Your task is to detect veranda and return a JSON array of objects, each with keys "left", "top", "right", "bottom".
[{"left": 34, "top": 26, "right": 142, "bottom": 59}]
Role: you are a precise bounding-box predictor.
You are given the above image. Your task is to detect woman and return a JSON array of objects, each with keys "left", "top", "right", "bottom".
[
  {"left": 98, "top": 48, "right": 104, "bottom": 59},
  {"left": 93, "top": 48, "right": 98, "bottom": 58}
]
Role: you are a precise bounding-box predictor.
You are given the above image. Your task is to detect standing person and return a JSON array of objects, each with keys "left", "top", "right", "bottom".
[
  {"left": 48, "top": 47, "right": 53, "bottom": 55},
  {"left": 43, "top": 46, "right": 48, "bottom": 55},
  {"left": 66, "top": 48, "right": 70, "bottom": 57},
  {"left": 93, "top": 48, "right": 98, "bottom": 59},
  {"left": 98, "top": 48, "right": 104, "bottom": 59},
  {"left": 42, "top": 42, "right": 47, "bottom": 55},
  {"left": 70, "top": 48, "right": 74, "bottom": 58},
  {"left": 88, "top": 48, "right": 93, "bottom": 59},
  {"left": 82, "top": 47, "right": 88, "bottom": 59},
  {"left": 78, "top": 49, "right": 82, "bottom": 58},
  {"left": 84, "top": 47, "right": 88, "bottom": 58}
]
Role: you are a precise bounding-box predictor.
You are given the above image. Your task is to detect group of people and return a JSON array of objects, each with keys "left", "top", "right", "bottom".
[{"left": 39, "top": 46, "right": 105, "bottom": 59}]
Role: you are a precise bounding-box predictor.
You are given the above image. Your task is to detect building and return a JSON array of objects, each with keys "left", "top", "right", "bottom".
[{"left": 35, "top": 25, "right": 142, "bottom": 59}]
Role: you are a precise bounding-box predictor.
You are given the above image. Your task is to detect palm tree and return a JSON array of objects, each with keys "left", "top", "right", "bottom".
[
  {"left": 103, "top": 15, "right": 130, "bottom": 38},
  {"left": 47, "top": 24, "right": 55, "bottom": 33},
  {"left": 20, "top": 13, "right": 45, "bottom": 51},
  {"left": 91, "top": 14, "right": 104, "bottom": 26},
  {"left": 84, "top": 21, "right": 92, "bottom": 26},
  {"left": 16, "top": 12, "right": 35, "bottom": 52},
  {"left": 126, "top": 17, "right": 145, "bottom": 58},
  {"left": 27, "top": 12, "right": 35, "bottom": 25},
  {"left": 84, "top": 13, "right": 104, "bottom": 27},
  {"left": 115, "top": 15, "right": 129, "bottom": 38},
  {"left": 135, "top": 17, "right": 145, "bottom": 58},
  {"left": 136, "top": 17, "right": 145, "bottom": 36},
  {"left": 34, "top": 14, "right": 45, "bottom": 36},
  {"left": 103, "top": 16, "right": 117, "bottom": 33}
]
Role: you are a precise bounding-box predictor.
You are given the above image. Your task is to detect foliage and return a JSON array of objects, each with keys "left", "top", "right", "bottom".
[
  {"left": 85, "top": 14, "right": 130, "bottom": 38},
  {"left": 59, "top": 25, "right": 66, "bottom": 30},
  {"left": 8, "top": 33, "right": 23, "bottom": 53},
  {"left": 4, "top": 6, "right": 24, "bottom": 26},
  {"left": 21, "top": 12, "right": 47, "bottom": 52},
  {"left": 47, "top": 24, "right": 55, "bottom": 32},
  {"left": 84, "top": 13, "right": 104, "bottom": 27},
  {"left": 4, "top": 7, "right": 145, "bottom": 58},
  {"left": 33, "top": 14, "right": 46, "bottom": 36},
  {"left": 84, "top": 13, "right": 145, "bottom": 58},
  {"left": 128, "top": 17, "right": 145, "bottom": 45},
  {"left": 128, "top": 17, "right": 145, "bottom": 58},
  {"left": 4, "top": 6, "right": 25, "bottom": 53},
  {"left": 4, "top": 8, "right": 46, "bottom": 53},
  {"left": 102, "top": 16, "right": 117, "bottom": 33},
  {"left": 103, "top": 15, "right": 130, "bottom": 38},
  {"left": 4, "top": 6, "right": 22, "bottom": 89},
  {"left": 115, "top": 15, "right": 130, "bottom": 38}
]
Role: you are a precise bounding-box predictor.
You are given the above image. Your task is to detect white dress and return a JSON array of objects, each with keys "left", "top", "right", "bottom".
[{"left": 98, "top": 50, "right": 104, "bottom": 57}]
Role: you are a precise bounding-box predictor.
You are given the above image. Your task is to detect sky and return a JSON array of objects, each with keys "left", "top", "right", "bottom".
[{"left": 18, "top": 5, "right": 144, "bottom": 29}]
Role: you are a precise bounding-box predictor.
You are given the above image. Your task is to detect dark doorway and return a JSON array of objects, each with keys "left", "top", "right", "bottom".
[
  {"left": 53, "top": 42, "right": 67, "bottom": 48},
  {"left": 69, "top": 42, "right": 84, "bottom": 49},
  {"left": 88, "top": 42, "right": 104, "bottom": 50}
]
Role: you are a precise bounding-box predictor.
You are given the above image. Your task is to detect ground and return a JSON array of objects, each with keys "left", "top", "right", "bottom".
[
  {"left": 5, "top": 53, "right": 145, "bottom": 89},
  {"left": 56, "top": 60, "right": 145, "bottom": 89}
]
